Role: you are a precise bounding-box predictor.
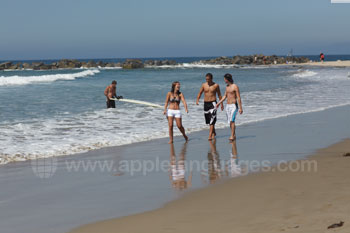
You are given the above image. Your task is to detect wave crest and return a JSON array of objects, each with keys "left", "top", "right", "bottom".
[{"left": 0, "top": 69, "right": 100, "bottom": 86}]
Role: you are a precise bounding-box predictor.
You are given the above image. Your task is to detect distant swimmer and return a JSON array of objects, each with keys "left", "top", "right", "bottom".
[
  {"left": 164, "top": 81, "right": 189, "bottom": 144},
  {"left": 216, "top": 74, "right": 243, "bottom": 141},
  {"left": 104, "top": 80, "right": 122, "bottom": 108},
  {"left": 196, "top": 73, "right": 224, "bottom": 141}
]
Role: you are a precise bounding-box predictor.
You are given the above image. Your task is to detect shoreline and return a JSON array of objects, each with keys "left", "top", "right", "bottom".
[
  {"left": 1, "top": 104, "right": 349, "bottom": 233},
  {"left": 69, "top": 139, "right": 350, "bottom": 233},
  {"left": 284, "top": 60, "right": 350, "bottom": 68}
]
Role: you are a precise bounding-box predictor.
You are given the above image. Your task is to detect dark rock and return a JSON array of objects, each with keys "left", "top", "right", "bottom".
[
  {"left": 327, "top": 221, "right": 344, "bottom": 229},
  {"left": 32, "top": 62, "right": 44, "bottom": 70},
  {"left": 8, "top": 63, "right": 22, "bottom": 70},
  {"left": 39, "top": 65, "right": 51, "bottom": 70},
  {"left": 57, "top": 59, "right": 81, "bottom": 69},
  {"left": 122, "top": 59, "right": 144, "bottom": 69},
  {"left": 195, "top": 55, "right": 309, "bottom": 66},
  {"left": 84, "top": 60, "right": 97, "bottom": 68},
  {"left": 22, "top": 63, "right": 32, "bottom": 69},
  {"left": 105, "top": 63, "right": 114, "bottom": 68},
  {"left": 168, "top": 60, "right": 177, "bottom": 65},
  {"left": 155, "top": 60, "right": 162, "bottom": 66},
  {"left": 144, "top": 60, "right": 155, "bottom": 66},
  {"left": 0, "top": 62, "right": 13, "bottom": 70},
  {"left": 97, "top": 61, "right": 106, "bottom": 67}
]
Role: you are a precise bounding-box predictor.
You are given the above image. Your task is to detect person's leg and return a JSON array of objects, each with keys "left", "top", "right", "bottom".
[
  {"left": 209, "top": 122, "right": 217, "bottom": 140},
  {"left": 230, "top": 121, "right": 236, "bottom": 141},
  {"left": 175, "top": 117, "right": 188, "bottom": 141},
  {"left": 168, "top": 116, "right": 174, "bottom": 144}
]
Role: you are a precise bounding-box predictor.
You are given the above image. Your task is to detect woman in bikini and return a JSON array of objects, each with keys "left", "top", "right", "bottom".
[{"left": 164, "top": 81, "right": 189, "bottom": 144}]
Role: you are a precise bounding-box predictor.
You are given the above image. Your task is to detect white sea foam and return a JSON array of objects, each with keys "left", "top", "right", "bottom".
[
  {"left": 1, "top": 67, "right": 350, "bottom": 165},
  {"left": 0, "top": 69, "right": 100, "bottom": 86},
  {"left": 292, "top": 69, "right": 318, "bottom": 78}
]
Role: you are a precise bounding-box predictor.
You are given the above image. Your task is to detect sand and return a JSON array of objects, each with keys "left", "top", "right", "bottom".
[
  {"left": 69, "top": 139, "right": 350, "bottom": 233},
  {"left": 294, "top": 60, "right": 350, "bottom": 67}
]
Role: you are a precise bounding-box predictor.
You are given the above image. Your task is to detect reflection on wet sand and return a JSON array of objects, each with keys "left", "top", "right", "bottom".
[
  {"left": 169, "top": 143, "right": 192, "bottom": 190},
  {"left": 202, "top": 140, "right": 243, "bottom": 184},
  {"left": 206, "top": 140, "right": 222, "bottom": 184},
  {"left": 225, "top": 140, "right": 242, "bottom": 178}
]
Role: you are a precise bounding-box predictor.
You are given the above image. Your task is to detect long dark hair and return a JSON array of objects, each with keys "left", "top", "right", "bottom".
[
  {"left": 171, "top": 81, "right": 181, "bottom": 95},
  {"left": 224, "top": 73, "right": 234, "bottom": 84}
]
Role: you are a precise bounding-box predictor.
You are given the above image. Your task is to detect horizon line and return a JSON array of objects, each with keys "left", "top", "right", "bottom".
[{"left": 1, "top": 53, "right": 350, "bottom": 62}]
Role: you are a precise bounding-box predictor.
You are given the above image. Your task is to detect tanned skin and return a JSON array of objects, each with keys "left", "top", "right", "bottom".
[
  {"left": 216, "top": 78, "right": 243, "bottom": 141},
  {"left": 164, "top": 82, "right": 189, "bottom": 144},
  {"left": 196, "top": 75, "right": 224, "bottom": 140}
]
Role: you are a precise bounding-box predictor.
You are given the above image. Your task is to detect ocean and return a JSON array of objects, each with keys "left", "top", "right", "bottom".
[{"left": 1, "top": 56, "right": 350, "bottom": 164}]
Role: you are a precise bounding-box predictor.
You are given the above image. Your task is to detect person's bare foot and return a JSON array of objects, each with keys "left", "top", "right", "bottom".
[
  {"left": 184, "top": 135, "right": 189, "bottom": 142},
  {"left": 229, "top": 135, "right": 236, "bottom": 141},
  {"left": 168, "top": 140, "right": 173, "bottom": 144}
]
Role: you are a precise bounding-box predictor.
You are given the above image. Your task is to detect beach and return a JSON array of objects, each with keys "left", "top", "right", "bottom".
[
  {"left": 292, "top": 60, "right": 350, "bottom": 67},
  {"left": 2, "top": 1, "right": 350, "bottom": 232},
  {"left": 0, "top": 104, "right": 348, "bottom": 233},
  {"left": 1, "top": 61, "right": 350, "bottom": 233},
  {"left": 70, "top": 139, "right": 350, "bottom": 233}
]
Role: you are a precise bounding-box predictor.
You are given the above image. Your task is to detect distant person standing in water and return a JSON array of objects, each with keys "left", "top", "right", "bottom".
[
  {"left": 104, "top": 80, "right": 122, "bottom": 108},
  {"left": 164, "top": 81, "right": 189, "bottom": 144},
  {"left": 196, "top": 73, "right": 224, "bottom": 141},
  {"left": 216, "top": 74, "right": 243, "bottom": 141},
  {"left": 320, "top": 53, "right": 325, "bottom": 62}
]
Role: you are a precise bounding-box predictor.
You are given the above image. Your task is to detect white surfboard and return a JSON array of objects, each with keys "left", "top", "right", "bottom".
[{"left": 110, "top": 98, "right": 163, "bottom": 108}]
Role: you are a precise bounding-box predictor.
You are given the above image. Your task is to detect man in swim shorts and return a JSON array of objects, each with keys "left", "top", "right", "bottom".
[
  {"left": 196, "top": 73, "right": 224, "bottom": 140},
  {"left": 104, "top": 80, "right": 118, "bottom": 108},
  {"left": 216, "top": 73, "right": 243, "bottom": 141}
]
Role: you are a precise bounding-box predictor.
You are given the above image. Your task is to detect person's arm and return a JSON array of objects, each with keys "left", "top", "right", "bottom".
[
  {"left": 104, "top": 86, "right": 109, "bottom": 99},
  {"left": 181, "top": 93, "right": 189, "bottom": 113},
  {"left": 196, "top": 84, "right": 204, "bottom": 105},
  {"left": 164, "top": 92, "right": 170, "bottom": 115},
  {"left": 216, "top": 91, "right": 227, "bottom": 108},
  {"left": 114, "top": 86, "right": 117, "bottom": 98},
  {"left": 216, "top": 84, "right": 224, "bottom": 111},
  {"left": 236, "top": 85, "right": 243, "bottom": 114}
]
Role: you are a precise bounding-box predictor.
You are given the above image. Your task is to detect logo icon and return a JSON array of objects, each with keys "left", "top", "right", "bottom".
[{"left": 31, "top": 157, "right": 58, "bottom": 179}]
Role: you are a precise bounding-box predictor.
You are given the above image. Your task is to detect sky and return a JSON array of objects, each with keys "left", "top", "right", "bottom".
[{"left": 1, "top": 0, "right": 350, "bottom": 60}]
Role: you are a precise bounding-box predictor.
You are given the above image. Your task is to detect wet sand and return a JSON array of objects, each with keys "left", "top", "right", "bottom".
[
  {"left": 293, "top": 60, "right": 350, "bottom": 67},
  {"left": 70, "top": 139, "right": 350, "bottom": 233},
  {"left": 1, "top": 105, "right": 349, "bottom": 233}
]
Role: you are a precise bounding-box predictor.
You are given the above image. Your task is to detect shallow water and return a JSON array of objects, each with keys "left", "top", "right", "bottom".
[{"left": 1, "top": 60, "right": 350, "bottom": 163}]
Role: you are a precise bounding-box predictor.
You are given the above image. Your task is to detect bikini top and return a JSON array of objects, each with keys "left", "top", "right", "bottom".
[{"left": 170, "top": 93, "right": 181, "bottom": 103}]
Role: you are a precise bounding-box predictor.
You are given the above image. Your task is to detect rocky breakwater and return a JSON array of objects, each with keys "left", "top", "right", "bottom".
[
  {"left": 144, "top": 59, "right": 177, "bottom": 67},
  {"left": 0, "top": 58, "right": 179, "bottom": 70},
  {"left": 0, "top": 59, "right": 123, "bottom": 70},
  {"left": 195, "top": 55, "right": 310, "bottom": 65}
]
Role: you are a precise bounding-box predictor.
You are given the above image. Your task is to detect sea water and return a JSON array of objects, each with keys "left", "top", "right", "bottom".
[{"left": 1, "top": 56, "right": 350, "bottom": 164}]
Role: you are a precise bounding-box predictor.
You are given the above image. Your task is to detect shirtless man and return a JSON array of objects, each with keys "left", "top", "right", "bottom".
[
  {"left": 216, "top": 73, "right": 243, "bottom": 141},
  {"left": 104, "top": 80, "right": 118, "bottom": 108},
  {"left": 196, "top": 73, "right": 224, "bottom": 140}
]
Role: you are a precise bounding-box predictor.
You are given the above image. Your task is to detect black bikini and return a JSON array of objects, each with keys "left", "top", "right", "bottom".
[{"left": 170, "top": 94, "right": 181, "bottom": 103}]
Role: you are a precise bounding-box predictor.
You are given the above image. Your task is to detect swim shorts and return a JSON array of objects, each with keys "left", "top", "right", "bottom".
[
  {"left": 204, "top": 101, "right": 217, "bottom": 125},
  {"left": 226, "top": 103, "right": 239, "bottom": 123},
  {"left": 167, "top": 109, "right": 182, "bottom": 118},
  {"left": 106, "top": 99, "right": 115, "bottom": 108}
]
